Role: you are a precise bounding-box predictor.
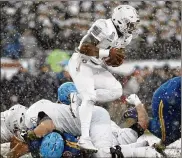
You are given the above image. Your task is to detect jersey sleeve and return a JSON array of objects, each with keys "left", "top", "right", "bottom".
[
  {"left": 89, "top": 19, "right": 108, "bottom": 42},
  {"left": 24, "top": 99, "right": 53, "bottom": 129},
  {"left": 37, "top": 111, "right": 52, "bottom": 125}
]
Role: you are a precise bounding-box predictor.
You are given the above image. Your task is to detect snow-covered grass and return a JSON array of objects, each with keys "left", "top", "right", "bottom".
[
  {"left": 138, "top": 134, "right": 181, "bottom": 158},
  {"left": 1, "top": 134, "right": 180, "bottom": 158}
]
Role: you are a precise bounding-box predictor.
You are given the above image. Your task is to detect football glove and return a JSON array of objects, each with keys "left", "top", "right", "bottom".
[{"left": 103, "top": 48, "right": 125, "bottom": 67}]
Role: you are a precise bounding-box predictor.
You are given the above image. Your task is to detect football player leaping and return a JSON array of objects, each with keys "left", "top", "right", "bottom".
[{"left": 68, "top": 5, "right": 140, "bottom": 151}]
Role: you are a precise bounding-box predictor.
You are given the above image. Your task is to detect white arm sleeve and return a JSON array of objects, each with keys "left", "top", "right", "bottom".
[{"left": 99, "top": 49, "right": 110, "bottom": 58}]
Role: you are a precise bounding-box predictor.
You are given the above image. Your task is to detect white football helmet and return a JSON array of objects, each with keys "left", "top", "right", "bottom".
[
  {"left": 5, "top": 104, "right": 28, "bottom": 135},
  {"left": 112, "top": 5, "right": 140, "bottom": 34}
]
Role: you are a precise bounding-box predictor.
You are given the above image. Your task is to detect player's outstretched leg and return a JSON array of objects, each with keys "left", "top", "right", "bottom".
[{"left": 69, "top": 55, "right": 97, "bottom": 152}]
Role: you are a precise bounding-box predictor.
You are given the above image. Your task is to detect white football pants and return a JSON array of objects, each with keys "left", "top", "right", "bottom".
[
  {"left": 68, "top": 53, "right": 123, "bottom": 103},
  {"left": 89, "top": 106, "right": 113, "bottom": 158},
  {"left": 69, "top": 53, "right": 122, "bottom": 139},
  {"left": 111, "top": 121, "right": 138, "bottom": 145}
]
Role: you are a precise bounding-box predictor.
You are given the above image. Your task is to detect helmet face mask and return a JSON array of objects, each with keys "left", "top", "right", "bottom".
[
  {"left": 112, "top": 5, "right": 140, "bottom": 34},
  {"left": 127, "top": 21, "right": 139, "bottom": 34}
]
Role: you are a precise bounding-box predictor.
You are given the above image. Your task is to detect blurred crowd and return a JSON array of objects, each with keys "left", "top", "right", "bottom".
[
  {"left": 1, "top": 64, "right": 72, "bottom": 111},
  {"left": 118, "top": 64, "right": 181, "bottom": 116},
  {"left": 1, "top": 1, "right": 181, "bottom": 60},
  {"left": 1, "top": 64, "right": 180, "bottom": 120}
]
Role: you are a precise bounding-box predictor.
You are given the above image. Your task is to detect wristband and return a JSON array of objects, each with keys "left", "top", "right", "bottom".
[{"left": 99, "top": 49, "right": 109, "bottom": 58}]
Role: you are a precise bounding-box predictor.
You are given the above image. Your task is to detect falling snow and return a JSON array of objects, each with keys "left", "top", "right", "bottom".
[{"left": 0, "top": 1, "right": 181, "bottom": 158}]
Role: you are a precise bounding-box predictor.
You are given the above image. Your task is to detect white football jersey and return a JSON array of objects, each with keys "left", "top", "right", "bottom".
[
  {"left": 78, "top": 19, "right": 133, "bottom": 64},
  {"left": 24, "top": 99, "right": 81, "bottom": 136},
  {"left": 1, "top": 110, "right": 13, "bottom": 143}
]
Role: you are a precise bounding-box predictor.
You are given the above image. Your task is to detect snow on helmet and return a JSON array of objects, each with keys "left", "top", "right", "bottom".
[
  {"left": 40, "top": 132, "right": 64, "bottom": 158},
  {"left": 5, "top": 104, "right": 28, "bottom": 134},
  {"left": 112, "top": 5, "right": 140, "bottom": 34},
  {"left": 57, "top": 82, "right": 78, "bottom": 105}
]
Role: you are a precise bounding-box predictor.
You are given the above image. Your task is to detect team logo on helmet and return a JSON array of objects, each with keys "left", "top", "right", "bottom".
[{"left": 30, "top": 117, "right": 38, "bottom": 126}]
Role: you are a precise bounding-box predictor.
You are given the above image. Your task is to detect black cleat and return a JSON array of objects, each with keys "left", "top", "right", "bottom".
[{"left": 110, "top": 145, "right": 124, "bottom": 158}]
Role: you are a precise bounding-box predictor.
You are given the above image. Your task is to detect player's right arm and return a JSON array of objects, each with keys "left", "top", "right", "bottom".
[
  {"left": 79, "top": 33, "right": 100, "bottom": 57},
  {"left": 27, "top": 111, "right": 56, "bottom": 139},
  {"left": 79, "top": 19, "right": 106, "bottom": 58},
  {"left": 79, "top": 19, "right": 125, "bottom": 64},
  {"left": 126, "top": 94, "right": 149, "bottom": 136}
]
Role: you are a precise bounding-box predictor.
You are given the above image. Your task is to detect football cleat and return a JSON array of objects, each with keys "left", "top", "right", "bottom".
[{"left": 110, "top": 145, "right": 124, "bottom": 158}]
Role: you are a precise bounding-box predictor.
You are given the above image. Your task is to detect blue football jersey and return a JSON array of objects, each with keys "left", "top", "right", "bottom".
[{"left": 149, "top": 77, "right": 181, "bottom": 145}]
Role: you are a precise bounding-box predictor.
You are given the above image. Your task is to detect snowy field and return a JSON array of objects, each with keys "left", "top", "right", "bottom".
[
  {"left": 1, "top": 134, "right": 180, "bottom": 158},
  {"left": 138, "top": 134, "right": 181, "bottom": 158}
]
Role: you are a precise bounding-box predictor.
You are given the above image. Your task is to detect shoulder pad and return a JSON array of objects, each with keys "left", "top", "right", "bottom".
[{"left": 89, "top": 19, "right": 108, "bottom": 41}]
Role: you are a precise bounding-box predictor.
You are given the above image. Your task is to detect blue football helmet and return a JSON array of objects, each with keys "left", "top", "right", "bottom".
[
  {"left": 40, "top": 132, "right": 64, "bottom": 158},
  {"left": 57, "top": 82, "right": 78, "bottom": 105}
]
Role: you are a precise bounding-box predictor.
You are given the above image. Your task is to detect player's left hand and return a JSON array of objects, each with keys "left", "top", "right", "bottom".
[
  {"left": 103, "top": 48, "right": 125, "bottom": 67},
  {"left": 9, "top": 131, "right": 41, "bottom": 158},
  {"left": 7, "top": 137, "right": 29, "bottom": 158},
  {"left": 10, "top": 135, "right": 22, "bottom": 149},
  {"left": 126, "top": 94, "right": 142, "bottom": 106}
]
